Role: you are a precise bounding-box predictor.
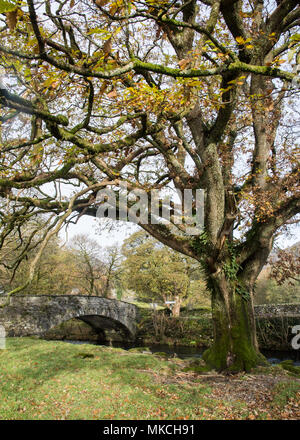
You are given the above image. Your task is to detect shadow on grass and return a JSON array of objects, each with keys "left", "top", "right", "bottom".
[{"left": 2, "top": 337, "right": 177, "bottom": 391}]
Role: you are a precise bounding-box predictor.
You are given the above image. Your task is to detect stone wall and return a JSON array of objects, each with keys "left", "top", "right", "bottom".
[{"left": 254, "top": 304, "right": 300, "bottom": 318}]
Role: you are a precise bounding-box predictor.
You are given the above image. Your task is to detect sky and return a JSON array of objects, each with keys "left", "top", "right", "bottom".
[
  {"left": 60, "top": 214, "right": 139, "bottom": 249},
  {"left": 60, "top": 211, "right": 299, "bottom": 251}
]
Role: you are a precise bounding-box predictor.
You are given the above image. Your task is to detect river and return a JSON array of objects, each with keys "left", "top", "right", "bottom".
[{"left": 62, "top": 340, "right": 300, "bottom": 366}]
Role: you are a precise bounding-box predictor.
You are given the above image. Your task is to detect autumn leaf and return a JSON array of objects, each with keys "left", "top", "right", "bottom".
[
  {"left": 107, "top": 89, "right": 117, "bottom": 98},
  {"left": 178, "top": 59, "right": 191, "bottom": 70},
  {"left": 290, "top": 33, "right": 300, "bottom": 43},
  {"left": 102, "top": 37, "right": 112, "bottom": 56},
  {"left": 0, "top": 0, "right": 17, "bottom": 14},
  {"left": 6, "top": 8, "right": 18, "bottom": 31},
  {"left": 95, "top": 0, "right": 109, "bottom": 6},
  {"left": 236, "top": 36, "right": 246, "bottom": 45},
  {"left": 109, "top": 2, "right": 121, "bottom": 15}
]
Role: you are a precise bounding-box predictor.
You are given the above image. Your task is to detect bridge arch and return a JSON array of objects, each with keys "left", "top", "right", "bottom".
[
  {"left": 57, "top": 314, "right": 135, "bottom": 341},
  {"left": 0, "top": 295, "right": 138, "bottom": 340}
]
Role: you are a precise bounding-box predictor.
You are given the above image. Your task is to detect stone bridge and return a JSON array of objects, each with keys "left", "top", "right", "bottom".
[{"left": 0, "top": 295, "right": 139, "bottom": 340}]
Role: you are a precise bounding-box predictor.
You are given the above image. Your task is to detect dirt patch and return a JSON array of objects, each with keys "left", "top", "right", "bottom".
[{"left": 153, "top": 369, "right": 300, "bottom": 419}]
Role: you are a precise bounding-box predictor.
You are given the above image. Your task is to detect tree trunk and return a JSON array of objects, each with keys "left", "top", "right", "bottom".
[
  {"left": 172, "top": 295, "right": 182, "bottom": 317},
  {"left": 202, "top": 273, "right": 266, "bottom": 373}
]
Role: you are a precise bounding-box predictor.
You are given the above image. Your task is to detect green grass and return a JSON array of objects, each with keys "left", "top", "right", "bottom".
[
  {"left": 129, "top": 300, "right": 165, "bottom": 310},
  {"left": 0, "top": 338, "right": 216, "bottom": 420},
  {"left": 271, "top": 382, "right": 300, "bottom": 408},
  {"left": 0, "top": 338, "right": 299, "bottom": 420}
]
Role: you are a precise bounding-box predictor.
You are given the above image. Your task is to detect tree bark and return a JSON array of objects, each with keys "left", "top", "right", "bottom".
[
  {"left": 202, "top": 272, "right": 266, "bottom": 373},
  {"left": 172, "top": 295, "right": 182, "bottom": 317}
]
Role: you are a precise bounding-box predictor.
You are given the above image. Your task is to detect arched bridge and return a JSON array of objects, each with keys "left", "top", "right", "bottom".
[{"left": 0, "top": 295, "right": 139, "bottom": 340}]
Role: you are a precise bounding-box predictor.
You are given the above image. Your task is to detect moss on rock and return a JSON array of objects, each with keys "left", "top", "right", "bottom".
[
  {"left": 128, "top": 347, "right": 151, "bottom": 353},
  {"left": 279, "top": 360, "right": 300, "bottom": 377},
  {"left": 182, "top": 358, "right": 211, "bottom": 374},
  {"left": 153, "top": 352, "right": 169, "bottom": 358},
  {"left": 74, "top": 352, "right": 95, "bottom": 359}
]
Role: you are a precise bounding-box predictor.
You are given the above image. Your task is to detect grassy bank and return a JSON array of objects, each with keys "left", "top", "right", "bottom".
[{"left": 0, "top": 338, "right": 300, "bottom": 420}]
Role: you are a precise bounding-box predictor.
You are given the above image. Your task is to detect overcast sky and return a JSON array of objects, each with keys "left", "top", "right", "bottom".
[
  {"left": 60, "top": 212, "right": 299, "bottom": 251},
  {"left": 60, "top": 215, "right": 138, "bottom": 249}
]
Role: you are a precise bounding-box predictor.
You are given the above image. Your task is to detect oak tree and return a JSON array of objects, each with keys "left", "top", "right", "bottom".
[{"left": 0, "top": 0, "right": 299, "bottom": 371}]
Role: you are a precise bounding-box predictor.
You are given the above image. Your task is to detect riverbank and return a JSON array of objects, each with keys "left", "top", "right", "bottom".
[{"left": 0, "top": 338, "right": 300, "bottom": 420}]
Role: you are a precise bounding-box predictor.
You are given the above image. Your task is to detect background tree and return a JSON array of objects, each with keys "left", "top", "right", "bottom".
[
  {"left": 0, "top": 228, "right": 122, "bottom": 297},
  {"left": 101, "top": 244, "right": 123, "bottom": 298},
  {"left": 269, "top": 242, "right": 300, "bottom": 286},
  {"left": 0, "top": 219, "right": 78, "bottom": 294},
  {"left": 69, "top": 233, "right": 105, "bottom": 295},
  {"left": 122, "top": 231, "right": 208, "bottom": 316},
  {"left": 254, "top": 274, "right": 300, "bottom": 305},
  {"left": 254, "top": 242, "right": 300, "bottom": 304},
  {"left": 0, "top": 0, "right": 299, "bottom": 371}
]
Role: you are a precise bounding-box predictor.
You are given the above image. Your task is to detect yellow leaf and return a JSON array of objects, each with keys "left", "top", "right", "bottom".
[
  {"left": 0, "top": 1, "right": 17, "bottom": 14},
  {"left": 236, "top": 36, "right": 245, "bottom": 45}
]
